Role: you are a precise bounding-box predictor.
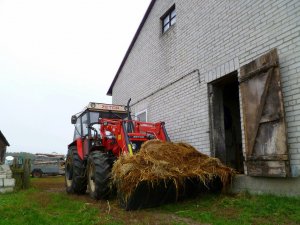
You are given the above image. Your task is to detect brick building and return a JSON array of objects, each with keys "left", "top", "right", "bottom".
[
  {"left": 107, "top": 0, "right": 300, "bottom": 191},
  {"left": 0, "top": 131, "right": 9, "bottom": 164}
]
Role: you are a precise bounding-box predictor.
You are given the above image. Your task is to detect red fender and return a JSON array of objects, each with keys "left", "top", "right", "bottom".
[{"left": 76, "top": 139, "right": 84, "bottom": 160}]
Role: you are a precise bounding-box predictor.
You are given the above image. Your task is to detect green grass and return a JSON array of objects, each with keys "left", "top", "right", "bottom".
[
  {"left": 1, "top": 177, "right": 300, "bottom": 225},
  {"left": 0, "top": 189, "right": 106, "bottom": 225},
  {"left": 158, "top": 193, "right": 300, "bottom": 225}
]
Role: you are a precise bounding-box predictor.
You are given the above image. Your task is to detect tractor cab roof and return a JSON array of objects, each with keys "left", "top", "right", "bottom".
[
  {"left": 84, "top": 102, "right": 127, "bottom": 114},
  {"left": 71, "top": 102, "right": 128, "bottom": 125}
]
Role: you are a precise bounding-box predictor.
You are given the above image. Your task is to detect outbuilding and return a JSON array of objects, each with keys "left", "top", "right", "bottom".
[
  {"left": 107, "top": 0, "right": 300, "bottom": 195},
  {"left": 0, "top": 130, "right": 15, "bottom": 193},
  {"left": 0, "top": 131, "right": 10, "bottom": 164}
]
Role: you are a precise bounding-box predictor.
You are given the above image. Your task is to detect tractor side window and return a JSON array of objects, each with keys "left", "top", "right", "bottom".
[
  {"left": 82, "top": 113, "right": 89, "bottom": 136},
  {"left": 74, "top": 118, "right": 82, "bottom": 139}
]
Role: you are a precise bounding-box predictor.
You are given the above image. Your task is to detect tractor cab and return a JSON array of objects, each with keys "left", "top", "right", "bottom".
[
  {"left": 68, "top": 101, "right": 169, "bottom": 160},
  {"left": 69, "top": 102, "right": 129, "bottom": 160},
  {"left": 71, "top": 102, "right": 128, "bottom": 141}
]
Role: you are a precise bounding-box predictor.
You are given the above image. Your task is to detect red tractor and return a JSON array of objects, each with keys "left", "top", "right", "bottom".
[{"left": 65, "top": 99, "right": 170, "bottom": 199}]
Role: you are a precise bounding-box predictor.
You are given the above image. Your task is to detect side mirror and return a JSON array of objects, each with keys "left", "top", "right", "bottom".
[{"left": 71, "top": 115, "right": 77, "bottom": 124}]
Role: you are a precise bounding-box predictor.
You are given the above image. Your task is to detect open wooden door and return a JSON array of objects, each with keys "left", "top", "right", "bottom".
[
  {"left": 208, "top": 84, "right": 226, "bottom": 162},
  {"left": 239, "top": 49, "right": 290, "bottom": 177}
]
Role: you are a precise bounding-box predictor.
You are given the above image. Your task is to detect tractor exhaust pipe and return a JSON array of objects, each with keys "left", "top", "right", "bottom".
[{"left": 126, "top": 98, "right": 134, "bottom": 133}]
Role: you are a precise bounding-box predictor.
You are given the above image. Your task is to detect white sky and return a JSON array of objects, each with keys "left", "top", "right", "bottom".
[{"left": 0, "top": 0, "right": 151, "bottom": 154}]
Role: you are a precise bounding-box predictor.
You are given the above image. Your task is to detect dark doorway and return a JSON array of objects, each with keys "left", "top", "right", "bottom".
[{"left": 208, "top": 71, "right": 244, "bottom": 173}]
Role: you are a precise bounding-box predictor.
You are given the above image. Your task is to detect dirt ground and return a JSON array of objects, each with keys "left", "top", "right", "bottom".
[{"left": 31, "top": 176, "right": 203, "bottom": 225}]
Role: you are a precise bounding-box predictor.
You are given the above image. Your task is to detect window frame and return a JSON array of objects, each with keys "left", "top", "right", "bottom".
[
  {"left": 161, "top": 4, "right": 176, "bottom": 33},
  {"left": 135, "top": 109, "right": 148, "bottom": 122}
]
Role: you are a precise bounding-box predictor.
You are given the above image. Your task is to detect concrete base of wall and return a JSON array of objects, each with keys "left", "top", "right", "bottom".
[
  {"left": 0, "top": 187, "right": 14, "bottom": 193},
  {"left": 0, "top": 164, "right": 15, "bottom": 193},
  {"left": 230, "top": 175, "right": 300, "bottom": 196}
]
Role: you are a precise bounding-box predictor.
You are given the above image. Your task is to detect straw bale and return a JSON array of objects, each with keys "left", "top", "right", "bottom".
[{"left": 112, "top": 140, "right": 235, "bottom": 200}]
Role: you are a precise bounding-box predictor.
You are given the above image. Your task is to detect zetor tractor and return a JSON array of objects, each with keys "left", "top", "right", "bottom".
[{"left": 65, "top": 100, "right": 170, "bottom": 199}]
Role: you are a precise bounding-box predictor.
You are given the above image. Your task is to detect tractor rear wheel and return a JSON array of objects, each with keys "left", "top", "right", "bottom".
[
  {"left": 65, "top": 147, "right": 87, "bottom": 194},
  {"left": 87, "top": 151, "right": 112, "bottom": 199}
]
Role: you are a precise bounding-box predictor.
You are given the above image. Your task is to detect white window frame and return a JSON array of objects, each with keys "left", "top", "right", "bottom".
[
  {"left": 135, "top": 109, "right": 148, "bottom": 122},
  {"left": 161, "top": 5, "right": 176, "bottom": 33}
]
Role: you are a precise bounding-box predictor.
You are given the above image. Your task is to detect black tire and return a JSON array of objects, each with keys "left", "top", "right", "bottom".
[
  {"left": 32, "top": 169, "right": 42, "bottom": 178},
  {"left": 87, "top": 151, "right": 112, "bottom": 199},
  {"left": 65, "top": 147, "right": 87, "bottom": 194}
]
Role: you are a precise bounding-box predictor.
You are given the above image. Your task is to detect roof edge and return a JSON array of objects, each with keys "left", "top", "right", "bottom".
[
  {"left": 0, "top": 130, "right": 10, "bottom": 146},
  {"left": 106, "top": 0, "right": 156, "bottom": 96}
]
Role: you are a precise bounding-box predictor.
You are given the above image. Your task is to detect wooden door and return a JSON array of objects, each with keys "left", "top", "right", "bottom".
[
  {"left": 208, "top": 84, "right": 226, "bottom": 162},
  {"left": 240, "top": 49, "right": 290, "bottom": 177}
]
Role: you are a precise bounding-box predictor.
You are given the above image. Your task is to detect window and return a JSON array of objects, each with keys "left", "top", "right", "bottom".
[
  {"left": 89, "top": 112, "right": 100, "bottom": 135},
  {"left": 74, "top": 117, "right": 82, "bottom": 139},
  {"left": 162, "top": 5, "right": 176, "bottom": 33},
  {"left": 90, "top": 112, "right": 100, "bottom": 123},
  {"left": 136, "top": 110, "right": 147, "bottom": 122},
  {"left": 82, "top": 113, "right": 89, "bottom": 136}
]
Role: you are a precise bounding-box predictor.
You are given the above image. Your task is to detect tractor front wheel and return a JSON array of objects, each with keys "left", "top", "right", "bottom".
[
  {"left": 65, "top": 147, "right": 87, "bottom": 194},
  {"left": 87, "top": 151, "right": 112, "bottom": 199}
]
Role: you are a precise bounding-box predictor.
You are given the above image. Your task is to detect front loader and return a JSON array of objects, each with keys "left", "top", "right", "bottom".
[{"left": 65, "top": 100, "right": 170, "bottom": 203}]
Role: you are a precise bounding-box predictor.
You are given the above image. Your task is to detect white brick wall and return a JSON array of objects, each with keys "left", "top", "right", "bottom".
[
  {"left": 112, "top": 0, "right": 300, "bottom": 177},
  {"left": 0, "top": 165, "right": 15, "bottom": 193}
]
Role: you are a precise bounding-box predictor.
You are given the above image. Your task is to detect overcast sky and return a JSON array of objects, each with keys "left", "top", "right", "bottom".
[{"left": 0, "top": 0, "right": 150, "bottom": 154}]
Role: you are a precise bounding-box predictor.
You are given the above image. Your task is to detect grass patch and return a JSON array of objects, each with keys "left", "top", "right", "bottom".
[
  {"left": 1, "top": 177, "right": 300, "bottom": 225},
  {"left": 158, "top": 193, "right": 300, "bottom": 225},
  {"left": 0, "top": 188, "right": 106, "bottom": 225}
]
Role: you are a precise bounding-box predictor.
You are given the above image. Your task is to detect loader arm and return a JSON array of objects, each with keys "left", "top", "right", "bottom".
[
  {"left": 133, "top": 121, "right": 170, "bottom": 142},
  {"left": 99, "top": 118, "right": 132, "bottom": 155},
  {"left": 100, "top": 118, "right": 170, "bottom": 156}
]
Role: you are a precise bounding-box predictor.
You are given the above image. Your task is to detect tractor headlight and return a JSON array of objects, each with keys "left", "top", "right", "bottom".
[
  {"left": 147, "top": 134, "right": 155, "bottom": 139},
  {"left": 131, "top": 143, "right": 137, "bottom": 150}
]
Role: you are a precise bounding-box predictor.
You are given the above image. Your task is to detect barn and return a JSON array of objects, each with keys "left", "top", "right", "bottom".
[{"left": 107, "top": 0, "right": 300, "bottom": 194}]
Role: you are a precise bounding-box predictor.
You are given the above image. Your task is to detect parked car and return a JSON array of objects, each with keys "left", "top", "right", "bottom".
[{"left": 31, "top": 153, "right": 65, "bottom": 178}]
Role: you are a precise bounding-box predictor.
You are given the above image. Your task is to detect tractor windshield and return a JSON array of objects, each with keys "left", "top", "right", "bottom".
[
  {"left": 73, "top": 109, "right": 128, "bottom": 141},
  {"left": 89, "top": 112, "right": 101, "bottom": 136},
  {"left": 90, "top": 112, "right": 100, "bottom": 123}
]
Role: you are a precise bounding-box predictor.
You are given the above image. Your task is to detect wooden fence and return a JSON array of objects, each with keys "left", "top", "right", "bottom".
[{"left": 11, "top": 158, "right": 31, "bottom": 190}]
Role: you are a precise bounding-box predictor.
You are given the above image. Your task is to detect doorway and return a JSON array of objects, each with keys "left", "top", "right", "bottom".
[{"left": 208, "top": 71, "right": 244, "bottom": 173}]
